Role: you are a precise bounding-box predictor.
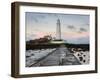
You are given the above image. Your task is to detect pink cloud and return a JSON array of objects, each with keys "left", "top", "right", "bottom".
[
  {"left": 35, "top": 32, "right": 46, "bottom": 38},
  {"left": 32, "top": 31, "right": 89, "bottom": 40},
  {"left": 62, "top": 32, "right": 89, "bottom": 39},
  {"left": 34, "top": 32, "right": 55, "bottom": 38}
]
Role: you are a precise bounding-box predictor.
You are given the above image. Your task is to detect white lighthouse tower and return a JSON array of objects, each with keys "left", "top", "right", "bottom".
[
  {"left": 56, "top": 19, "right": 61, "bottom": 40},
  {"left": 50, "top": 18, "right": 64, "bottom": 44}
]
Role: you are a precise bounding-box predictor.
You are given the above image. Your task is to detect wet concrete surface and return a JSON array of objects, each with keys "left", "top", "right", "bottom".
[{"left": 29, "top": 45, "right": 81, "bottom": 67}]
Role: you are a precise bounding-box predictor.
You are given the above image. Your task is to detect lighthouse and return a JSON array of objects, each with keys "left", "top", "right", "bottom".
[
  {"left": 50, "top": 18, "right": 64, "bottom": 44},
  {"left": 56, "top": 19, "right": 61, "bottom": 40}
]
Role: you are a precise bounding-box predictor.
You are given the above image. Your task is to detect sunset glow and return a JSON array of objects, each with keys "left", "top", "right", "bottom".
[{"left": 26, "top": 12, "right": 90, "bottom": 44}]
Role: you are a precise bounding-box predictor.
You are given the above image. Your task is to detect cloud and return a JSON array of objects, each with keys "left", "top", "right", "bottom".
[
  {"left": 81, "top": 23, "right": 89, "bottom": 26},
  {"left": 61, "top": 32, "right": 89, "bottom": 44},
  {"left": 62, "top": 31, "right": 89, "bottom": 39},
  {"left": 79, "top": 28, "right": 87, "bottom": 32},
  {"left": 67, "top": 25, "right": 76, "bottom": 29}
]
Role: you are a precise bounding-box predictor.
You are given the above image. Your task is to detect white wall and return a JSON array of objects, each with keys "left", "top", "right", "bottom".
[{"left": 0, "top": 0, "right": 100, "bottom": 80}]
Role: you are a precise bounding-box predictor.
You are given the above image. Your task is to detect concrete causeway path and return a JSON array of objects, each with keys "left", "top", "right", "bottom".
[{"left": 30, "top": 45, "right": 81, "bottom": 67}]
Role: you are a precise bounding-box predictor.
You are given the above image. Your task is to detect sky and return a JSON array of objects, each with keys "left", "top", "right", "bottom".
[{"left": 25, "top": 12, "right": 90, "bottom": 44}]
